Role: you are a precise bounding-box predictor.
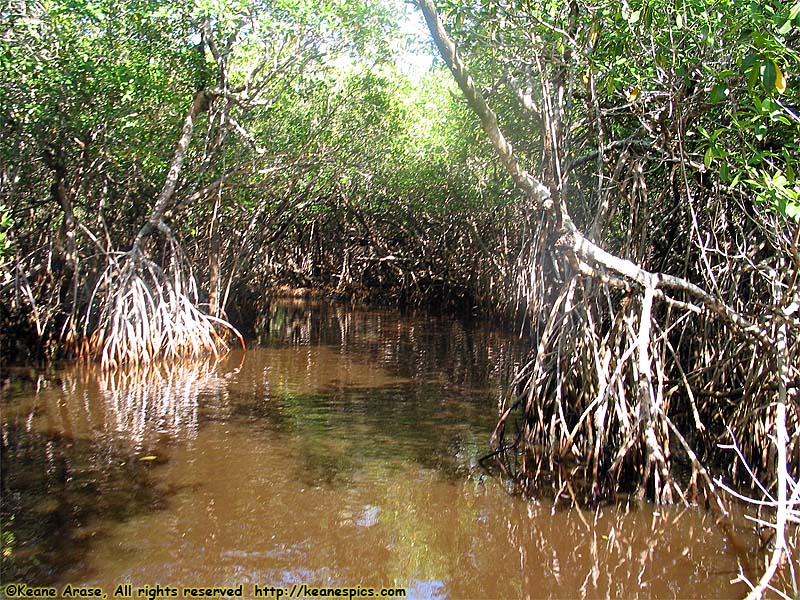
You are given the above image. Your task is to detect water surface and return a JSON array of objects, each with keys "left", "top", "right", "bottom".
[{"left": 1, "top": 301, "right": 761, "bottom": 598}]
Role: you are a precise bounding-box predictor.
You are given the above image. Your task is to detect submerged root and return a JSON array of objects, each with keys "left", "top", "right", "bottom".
[
  {"left": 490, "top": 263, "right": 799, "bottom": 509},
  {"left": 75, "top": 240, "right": 243, "bottom": 369}
]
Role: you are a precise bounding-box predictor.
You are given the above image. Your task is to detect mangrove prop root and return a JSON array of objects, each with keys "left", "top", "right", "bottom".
[
  {"left": 78, "top": 239, "right": 243, "bottom": 369},
  {"left": 416, "top": 0, "right": 799, "bottom": 520}
]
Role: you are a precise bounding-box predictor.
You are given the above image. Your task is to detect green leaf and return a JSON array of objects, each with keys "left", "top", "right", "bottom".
[
  {"left": 700, "top": 25, "right": 714, "bottom": 46},
  {"left": 748, "top": 65, "right": 761, "bottom": 90},
  {"left": 762, "top": 59, "right": 777, "bottom": 92},
  {"left": 742, "top": 53, "right": 760, "bottom": 72},
  {"left": 704, "top": 147, "right": 714, "bottom": 169},
  {"left": 720, "top": 162, "right": 731, "bottom": 183},
  {"left": 642, "top": 5, "right": 653, "bottom": 27},
  {"left": 710, "top": 83, "right": 728, "bottom": 103},
  {"left": 761, "top": 98, "right": 780, "bottom": 115}
]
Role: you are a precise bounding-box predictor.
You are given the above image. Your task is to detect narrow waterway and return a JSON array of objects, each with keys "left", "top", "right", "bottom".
[{"left": 2, "top": 301, "right": 758, "bottom": 598}]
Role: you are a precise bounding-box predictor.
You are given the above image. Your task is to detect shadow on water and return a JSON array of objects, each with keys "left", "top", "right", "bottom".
[
  {"left": 0, "top": 422, "right": 175, "bottom": 584},
  {"left": 229, "top": 383, "right": 496, "bottom": 487}
]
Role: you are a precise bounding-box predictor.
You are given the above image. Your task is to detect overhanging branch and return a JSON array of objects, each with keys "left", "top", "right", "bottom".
[{"left": 415, "top": 0, "right": 771, "bottom": 348}]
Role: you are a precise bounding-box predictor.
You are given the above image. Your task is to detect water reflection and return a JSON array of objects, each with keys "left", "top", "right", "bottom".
[
  {"left": 98, "top": 361, "right": 235, "bottom": 444},
  {"left": 257, "top": 301, "right": 523, "bottom": 391},
  {"left": 0, "top": 421, "right": 176, "bottom": 583},
  {"left": 1, "top": 301, "right": 763, "bottom": 598},
  {"left": 497, "top": 501, "right": 746, "bottom": 600},
  {"left": 2, "top": 360, "right": 235, "bottom": 449}
]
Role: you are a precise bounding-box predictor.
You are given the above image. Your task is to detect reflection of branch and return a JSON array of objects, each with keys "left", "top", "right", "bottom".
[
  {"left": 719, "top": 424, "right": 799, "bottom": 599},
  {"left": 91, "top": 360, "right": 230, "bottom": 443}
]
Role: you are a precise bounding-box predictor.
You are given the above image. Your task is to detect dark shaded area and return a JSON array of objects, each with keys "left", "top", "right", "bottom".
[
  {"left": 0, "top": 304, "right": 49, "bottom": 363},
  {"left": 0, "top": 423, "right": 174, "bottom": 584}
]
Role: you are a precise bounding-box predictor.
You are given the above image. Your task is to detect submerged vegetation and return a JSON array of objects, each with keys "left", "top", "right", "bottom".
[{"left": 2, "top": 0, "right": 799, "bottom": 595}]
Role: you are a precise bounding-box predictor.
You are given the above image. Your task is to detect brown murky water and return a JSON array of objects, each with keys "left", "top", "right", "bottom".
[{"left": 1, "top": 301, "right": 764, "bottom": 598}]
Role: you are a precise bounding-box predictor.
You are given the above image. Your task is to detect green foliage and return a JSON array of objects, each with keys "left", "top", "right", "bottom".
[
  {"left": 433, "top": 0, "right": 800, "bottom": 223},
  {"left": 0, "top": 0, "right": 199, "bottom": 245},
  {"left": 0, "top": 205, "right": 12, "bottom": 268},
  {"left": 699, "top": 1, "right": 800, "bottom": 221}
]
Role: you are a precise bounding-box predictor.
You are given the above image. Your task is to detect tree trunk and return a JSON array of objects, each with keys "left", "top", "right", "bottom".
[
  {"left": 133, "top": 90, "right": 210, "bottom": 251},
  {"left": 52, "top": 170, "right": 77, "bottom": 274},
  {"left": 208, "top": 190, "right": 222, "bottom": 317}
]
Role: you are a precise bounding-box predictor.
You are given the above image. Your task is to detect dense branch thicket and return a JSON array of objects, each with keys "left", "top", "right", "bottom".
[
  {"left": 409, "top": 0, "right": 800, "bottom": 497},
  {"left": 1, "top": 0, "right": 396, "bottom": 363},
  {"left": 412, "top": 0, "right": 799, "bottom": 595}
]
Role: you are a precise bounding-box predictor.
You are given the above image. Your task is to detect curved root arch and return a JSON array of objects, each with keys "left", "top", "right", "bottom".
[{"left": 78, "top": 239, "right": 243, "bottom": 370}]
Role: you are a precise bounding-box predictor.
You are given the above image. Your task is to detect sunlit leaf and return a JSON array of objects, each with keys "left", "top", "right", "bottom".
[{"left": 774, "top": 62, "right": 787, "bottom": 94}]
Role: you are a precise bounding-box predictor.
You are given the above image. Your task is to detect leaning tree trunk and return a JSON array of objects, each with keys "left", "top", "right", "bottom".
[
  {"left": 133, "top": 90, "right": 210, "bottom": 251},
  {"left": 78, "top": 90, "right": 241, "bottom": 369},
  {"left": 415, "top": 0, "right": 778, "bottom": 506}
]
